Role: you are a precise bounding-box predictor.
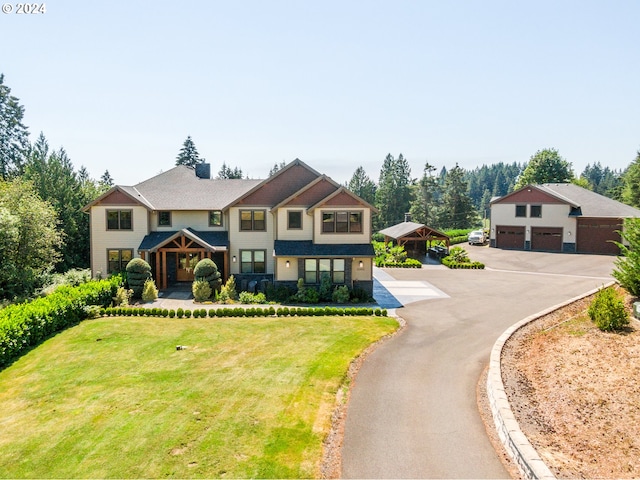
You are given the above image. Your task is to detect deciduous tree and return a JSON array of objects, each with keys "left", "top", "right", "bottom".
[
  {"left": 0, "top": 178, "right": 62, "bottom": 298},
  {"left": 515, "top": 148, "right": 574, "bottom": 189}
]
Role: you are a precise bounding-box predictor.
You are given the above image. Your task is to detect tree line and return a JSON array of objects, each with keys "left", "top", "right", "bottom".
[{"left": 350, "top": 147, "right": 640, "bottom": 232}]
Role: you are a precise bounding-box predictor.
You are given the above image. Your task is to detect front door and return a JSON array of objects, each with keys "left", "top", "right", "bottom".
[{"left": 177, "top": 253, "right": 199, "bottom": 282}]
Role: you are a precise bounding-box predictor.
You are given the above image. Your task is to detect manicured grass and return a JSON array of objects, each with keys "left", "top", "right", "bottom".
[{"left": 0, "top": 315, "right": 398, "bottom": 478}]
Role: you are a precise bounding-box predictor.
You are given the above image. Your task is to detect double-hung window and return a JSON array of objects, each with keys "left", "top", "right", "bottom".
[
  {"left": 240, "top": 210, "right": 266, "bottom": 231},
  {"left": 304, "top": 258, "right": 345, "bottom": 284},
  {"left": 106, "top": 209, "right": 132, "bottom": 230},
  {"left": 240, "top": 250, "right": 266, "bottom": 273},
  {"left": 322, "top": 211, "right": 362, "bottom": 233},
  {"left": 107, "top": 249, "right": 132, "bottom": 274}
]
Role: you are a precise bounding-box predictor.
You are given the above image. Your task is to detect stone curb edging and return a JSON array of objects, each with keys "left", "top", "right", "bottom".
[{"left": 486, "top": 281, "right": 616, "bottom": 480}]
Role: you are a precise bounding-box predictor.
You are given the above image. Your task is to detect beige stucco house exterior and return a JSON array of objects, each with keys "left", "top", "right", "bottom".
[
  {"left": 490, "top": 183, "right": 640, "bottom": 254},
  {"left": 83, "top": 159, "right": 378, "bottom": 294}
]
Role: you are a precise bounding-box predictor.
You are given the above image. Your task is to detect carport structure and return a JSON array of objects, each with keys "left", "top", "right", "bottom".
[{"left": 379, "top": 221, "right": 450, "bottom": 259}]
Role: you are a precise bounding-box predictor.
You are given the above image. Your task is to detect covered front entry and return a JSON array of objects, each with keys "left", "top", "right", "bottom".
[{"left": 138, "top": 228, "right": 229, "bottom": 289}]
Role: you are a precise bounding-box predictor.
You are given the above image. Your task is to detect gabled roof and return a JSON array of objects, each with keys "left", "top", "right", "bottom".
[
  {"left": 132, "top": 166, "right": 261, "bottom": 210},
  {"left": 308, "top": 186, "right": 379, "bottom": 213},
  {"left": 379, "top": 221, "right": 449, "bottom": 240},
  {"left": 271, "top": 175, "right": 340, "bottom": 211},
  {"left": 84, "top": 166, "right": 261, "bottom": 212},
  {"left": 274, "top": 240, "right": 375, "bottom": 257},
  {"left": 230, "top": 158, "right": 322, "bottom": 207},
  {"left": 82, "top": 185, "right": 155, "bottom": 212},
  {"left": 491, "top": 183, "right": 640, "bottom": 218},
  {"left": 138, "top": 228, "right": 229, "bottom": 252}
]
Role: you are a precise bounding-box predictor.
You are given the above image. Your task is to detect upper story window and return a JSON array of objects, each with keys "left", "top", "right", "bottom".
[
  {"left": 322, "top": 211, "right": 362, "bottom": 233},
  {"left": 158, "top": 211, "right": 171, "bottom": 226},
  {"left": 515, "top": 205, "right": 526, "bottom": 218},
  {"left": 106, "top": 209, "right": 132, "bottom": 230},
  {"left": 209, "top": 210, "right": 223, "bottom": 227},
  {"left": 530, "top": 205, "right": 542, "bottom": 218},
  {"left": 288, "top": 211, "right": 302, "bottom": 229},
  {"left": 240, "top": 210, "right": 266, "bottom": 231}
]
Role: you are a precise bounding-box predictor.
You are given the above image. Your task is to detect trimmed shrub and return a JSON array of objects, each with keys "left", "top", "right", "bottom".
[
  {"left": 192, "top": 280, "right": 212, "bottom": 303},
  {"left": 238, "top": 291, "right": 267, "bottom": 304},
  {"left": 125, "top": 258, "right": 152, "bottom": 299},
  {"left": 0, "top": 277, "right": 121, "bottom": 368},
  {"left": 113, "top": 286, "right": 133, "bottom": 307},
  {"left": 176, "top": 308, "right": 184, "bottom": 318},
  {"left": 208, "top": 309, "right": 217, "bottom": 318},
  {"left": 588, "top": 286, "right": 629, "bottom": 331},
  {"left": 193, "top": 258, "right": 222, "bottom": 293},
  {"left": 219, "top": 276, "right": 238, "bottom": 302},
  {"left": 141, "top": 279, "right": 158, "bottom": 303}
]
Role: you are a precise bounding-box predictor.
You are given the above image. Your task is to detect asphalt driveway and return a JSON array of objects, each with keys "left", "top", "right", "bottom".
[{"left": 341, "top": 247, "right": 615, "bottom": 479}]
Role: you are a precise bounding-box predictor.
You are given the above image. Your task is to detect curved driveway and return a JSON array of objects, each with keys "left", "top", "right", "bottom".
[{"left": 341, "top": 248, "right": 615, "bottom": 478}]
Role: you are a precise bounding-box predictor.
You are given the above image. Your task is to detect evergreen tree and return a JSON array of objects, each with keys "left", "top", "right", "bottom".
[
  {"left": 348, "top": 166, "right": 376, "bottom": 205},
  {"left": 0, "top": 74, "right": 29, "bottom": 179},
  {"left": 374, "top": 153, "right": 413, "bottom": 230},
  {"left": 100, "top": 169, "right": 114, "bottom": 188},
  {"left": 438, "top": 164, "right": 477, "bottom": 229},
  {"left": 217, "top": 162, "right": 244, "bottom": 179},
  {"left": 23, "top": 133, "right": 101, "bottom": 270},
  {"left": 515, "top": 148, "right": 574, "bottom": 189},
  {"left": 175, "top": 135, "right": 204, "bottom": 168},
  {"left": 622, "top": 151, "right": 640, "bottom": 208},
  {"left": 409, "top": 162, "right": 440, "bottom": 226},
  {"left": 268, "top": 161, "right": 286, "bottom": 176}
]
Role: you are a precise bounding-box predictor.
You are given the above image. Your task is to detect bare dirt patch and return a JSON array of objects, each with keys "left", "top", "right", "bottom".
[{"left": 501, "top": 288, "right": 640, "bottom": 478}]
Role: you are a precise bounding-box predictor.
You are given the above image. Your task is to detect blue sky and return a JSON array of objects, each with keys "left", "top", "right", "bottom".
[{"left": 2, "top": 0, "right": 639, "bottom": 186}]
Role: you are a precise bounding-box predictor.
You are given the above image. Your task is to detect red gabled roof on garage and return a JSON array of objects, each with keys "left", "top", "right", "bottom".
[{"left": 490, "top": 184, "right": 573, "bottom": 206}]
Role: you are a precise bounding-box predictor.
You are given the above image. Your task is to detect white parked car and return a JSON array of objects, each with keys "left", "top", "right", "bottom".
[{"left": 468, "top": 230, "right": 486, "bottom": 245}]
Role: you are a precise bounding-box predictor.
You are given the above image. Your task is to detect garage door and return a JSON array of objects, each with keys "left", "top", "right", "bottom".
[
  {"left": 496, "top": 226, "right": 525, "bottom": 249},
  {"left": 577, "top": 218, "right": 622, "bottom": 255},
  {"left": 531, "top": 227, "right": 563, "bottom": 252}
]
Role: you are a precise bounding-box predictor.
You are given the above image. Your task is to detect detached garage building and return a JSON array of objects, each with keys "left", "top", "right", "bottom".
[{"left": 490, "top": 183, "right": 640, "bottom": 255}]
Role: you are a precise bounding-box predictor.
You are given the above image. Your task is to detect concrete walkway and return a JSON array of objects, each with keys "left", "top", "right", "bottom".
[{"left": 341, "top": 248, "right": 615, "bottom": 478}]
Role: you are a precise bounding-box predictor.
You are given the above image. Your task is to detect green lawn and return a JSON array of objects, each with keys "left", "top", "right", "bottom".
[{"left": 0, "top": 315, "right": 398, "bottom": 478}]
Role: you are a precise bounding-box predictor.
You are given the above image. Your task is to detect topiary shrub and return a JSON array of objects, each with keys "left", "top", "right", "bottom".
[
  {"left": 126, "top": 258, "right": 152, "bottom": 299},
  {"left": 588, "top": 286, "right": 629, "bottom": 331},
  {"left": 193, "top": 258, "right": 222, "bottom": 294},
  {"left": 192, "top": 279, "right": 212, "bottom": 303},
  {"left": 141, "top": 278, "right": 158, "bottom": 303},
  {"left": 176, "top": 308, "right": 184, "bottom": 318}
]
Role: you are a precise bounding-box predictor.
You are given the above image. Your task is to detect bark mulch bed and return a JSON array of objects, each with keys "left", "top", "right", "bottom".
[{"left": 498, "top": 287, "right": 640, "bottom": 478}]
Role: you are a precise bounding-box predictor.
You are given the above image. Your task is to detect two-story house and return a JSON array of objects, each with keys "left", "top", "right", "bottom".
[{"left": 83, "top": 159, "right": 378, "bottom": 295}]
